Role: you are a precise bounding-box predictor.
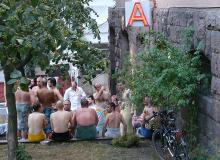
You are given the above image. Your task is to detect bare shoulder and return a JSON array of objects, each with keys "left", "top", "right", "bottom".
[
  {"left": 39, "top": 113, "right": 46, "bottom": 117},
  {"left": 118, "top": 112, "right": 123, "bottom": 118},
  {"left": 65, "top": 111, "right": 72, "bottom": 116}
]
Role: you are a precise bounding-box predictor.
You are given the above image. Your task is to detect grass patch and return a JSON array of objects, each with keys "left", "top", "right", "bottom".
[
  {"left": 0, "top": 140, "right": 159, "bottom": 160},
  {"left": 112, "top": 135, "right": 140, "bottom": 148}
]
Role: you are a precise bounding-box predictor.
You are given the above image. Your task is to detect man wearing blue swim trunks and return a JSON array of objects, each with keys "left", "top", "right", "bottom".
[
  {"left": 37, "top": 78, "right": 55, "bottom": 138},
  {"left": 15, "top": 85, "right": 32, "bottom": 140}
]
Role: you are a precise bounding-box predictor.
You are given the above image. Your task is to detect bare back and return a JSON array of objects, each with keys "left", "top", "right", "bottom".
[
  {"left": 106, "top": 112, "right": 124, "bottom": 128},
  {"left": 37, "top": 88, "right": 55, "bottom": 107},
  {"left": 75, "top": 108, "right": 98, "bottom": 126},
  {"left": 28, "top": 112, "right": 46, "bottom": 134},
  {"left": 50, "top": 111, "right": 71, "bottom": 133},
  {"left": 15, "top": 90, "right": 31, "bottom": 104}
]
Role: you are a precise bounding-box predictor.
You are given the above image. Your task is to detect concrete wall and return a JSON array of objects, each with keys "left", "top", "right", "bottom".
[
  {"left": 115, "top": 0, "right": 220, "bottom": 8},
  {"left": 157, "top": 0, "right": 220, "bottom": 8}
]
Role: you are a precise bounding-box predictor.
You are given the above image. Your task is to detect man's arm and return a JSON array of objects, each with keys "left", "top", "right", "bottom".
[
  {"left": 80, "top": 88, "right": 86, "bottom": 99},
  {"left": 43, "top": 115, "right": 48, "bottom": 129},
  {"left": 93, "top": 86, "right": 104, "bottom": 100},
  {"left": 30, "top": 90, "right": 37, "bottom": 105},
  {"left": 103, "top": 91, "right": 111, "bottom": 102},
  {"left": 55, "top": 89, "right": 63, "bottom": 100},
  {"left": 63, "top": 89, "right": 69, "bottom": 101}
]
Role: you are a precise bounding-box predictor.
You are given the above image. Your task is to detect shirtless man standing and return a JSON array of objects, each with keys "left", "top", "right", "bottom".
[
  {"left": 48, "top": 78, "right": 62, "bottom": 100},
  {"left": 73, "top": 98, "right": 98, "bottom": 139},
  {"left": 48, "top": 77, "right": 63, "bottom": 110},
  {"left": 15, "top": 85, "right": 31, "bottom": 140},
  {"left": 32, "top": 77, "right": 43, "bottom": 96},
  {"left": 93, "top": 83, "right": 110, "bottom": 109},
  {"left": 28, "top": 102, "right": 47, "bottom": 142},
  {"left": 50, "top": 100, "right": 72, "bottom": 141},
  {"left": 102, "top": 102, "right": 127, "bottom": 138},
  {"left": 37, "top": 78, "right": 55, "bottom": 137},
  {"left": 30, "top": 76, "right": 43, "bottom": 105}
]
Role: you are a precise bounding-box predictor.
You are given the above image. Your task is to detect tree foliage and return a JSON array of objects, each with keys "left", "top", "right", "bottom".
[{"left": 0, "top": 0, "right": 106, "bottom": 78}]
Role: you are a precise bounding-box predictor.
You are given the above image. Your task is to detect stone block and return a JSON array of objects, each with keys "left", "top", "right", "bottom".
[
  {"left": 211, "top": 31, "right": 220, "bottom": 54},
  {"left": 199, "top": 96, "right": 220, "bottom": 123},
  {"left": 167, "top": 25, "right": 184, "bottom": 43},
  {"left": 167, "top": 9, "right": 188, "bottom": 27},
  {"left": 211, "top": 53, "right": 220, "bottom": 77},
  {"left": 205, "top": 31, "right": 212, "bottom": 60},
  {"left": 211, "top": 76, "right": 220, "bottom": 95},
  {"left": 215, "top": 14, "right": 220, "bottom": 31},
  {"left": 199, "top": 113, "right": 215, "bottom": 139},
  {"left": 206, "top": 12, "right": 216, "bottom": 30},
  {"left": 199, "top": 95, "right": 213, "bottom": 116}
]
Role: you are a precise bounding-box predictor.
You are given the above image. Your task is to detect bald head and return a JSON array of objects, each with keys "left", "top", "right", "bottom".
[
  {"left": 42, "top": 78, "right": 47, "bottom": 87},
  {"left": 56, "top": 100, "right": 64, "bottom": 110},
  {"left": 37, "top": 77, "right": 43, "bottom": 87},
  {"left": 94, "top": 83, "right": 102, "bottom": 91}
]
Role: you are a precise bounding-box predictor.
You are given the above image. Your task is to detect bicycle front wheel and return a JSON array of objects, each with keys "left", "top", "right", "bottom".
[{"left": 152, "top": 129, "right": 171, "bottom": 160}]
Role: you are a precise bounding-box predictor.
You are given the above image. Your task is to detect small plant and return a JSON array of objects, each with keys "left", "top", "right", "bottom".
[
  {"left": 16, "top": 144, "right": 32, "bottom": 160},
  {"left": 112, "top": 135, "right": 139, "bottom": 148}
]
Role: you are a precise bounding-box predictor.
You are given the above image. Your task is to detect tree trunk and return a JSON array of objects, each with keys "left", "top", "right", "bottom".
[{"left": 4, "top": 66, "right": 18, "bottom": 160}]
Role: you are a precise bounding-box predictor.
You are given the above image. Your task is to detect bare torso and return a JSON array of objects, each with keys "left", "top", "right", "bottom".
[
  {"left": 106, "top": 112, "right": 123, "bottom": 128},
  {"left": 37, "top": 88, "right": 55, "bottom": 108},
  {"left": 28, "top": 112, "right": 46, "bottom": 134},
  {"left": 93, "top": 90, "right": 110, "bottom": 108},
  {"left": 32, "top": 86, "right": 39, "bottom": 96},
  {"left": 75, "top": 108, "right": 98, "bottom": 126},
  {"left": 50, "top": 111, "right": 71, "bottom": 133},
  {"left": 15, "top": 89, "right": 31, "bottom": 104}
]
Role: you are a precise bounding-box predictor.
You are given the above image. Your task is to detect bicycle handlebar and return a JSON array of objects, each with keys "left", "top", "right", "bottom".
[{"left": 144, "top": 109, "right": 175, "bottom": 124}]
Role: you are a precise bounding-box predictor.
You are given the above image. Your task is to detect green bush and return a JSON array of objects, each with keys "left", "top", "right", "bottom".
[{"left": 112, "top": 135, "right": 139, "bottom": 148}]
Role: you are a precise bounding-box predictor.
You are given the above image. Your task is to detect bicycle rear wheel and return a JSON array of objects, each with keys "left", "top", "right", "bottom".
[{"left": 152, "top": 129, "right": 171, "bottom": 160}]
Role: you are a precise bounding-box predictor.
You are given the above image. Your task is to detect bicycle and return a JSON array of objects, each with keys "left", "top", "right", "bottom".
[{"left": 145, "top": 109, "right": 190, "bottom": 160}]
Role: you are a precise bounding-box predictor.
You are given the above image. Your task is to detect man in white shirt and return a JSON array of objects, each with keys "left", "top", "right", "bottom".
[{"left": 64, "top": 80, "right": 86, "bottom": 111}]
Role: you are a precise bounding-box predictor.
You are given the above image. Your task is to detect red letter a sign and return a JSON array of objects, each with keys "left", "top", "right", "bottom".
[{"left": 128, "top": 2, "right": 149, "bottom": 27}]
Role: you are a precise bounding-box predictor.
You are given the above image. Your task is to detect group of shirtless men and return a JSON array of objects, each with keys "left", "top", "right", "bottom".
[{"left": 15, "top": 76, "right": 128, "bottom": 142}]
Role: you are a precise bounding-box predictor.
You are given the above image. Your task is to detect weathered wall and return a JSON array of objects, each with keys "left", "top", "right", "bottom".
[
  {"left": 157, "top": 0, "right": 220, "bottom": 8},
  {"left": 108, "top": 6, "right": 150, "bottom": 93},
  {"left": 155, "top": 7, "right": 220, "bottom": 146},
  {"left": 109, "top": 4, "right": 220, "bottom": 146}
]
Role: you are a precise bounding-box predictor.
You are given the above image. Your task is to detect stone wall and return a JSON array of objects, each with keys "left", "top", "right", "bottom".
[
  {"left": 109, "top": 5, "right": 220, "bottom": 146},
  {"left": 155, "top": 8, "right": 220, "bottom": 146}
]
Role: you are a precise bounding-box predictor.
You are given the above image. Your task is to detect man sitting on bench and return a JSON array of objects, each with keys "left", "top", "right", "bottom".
[
  {"left": 50, "top": 100, "right": 72, "bottom": 141},
  {"left": 73, "top": 98, "right": 98, "bottom": 140}
]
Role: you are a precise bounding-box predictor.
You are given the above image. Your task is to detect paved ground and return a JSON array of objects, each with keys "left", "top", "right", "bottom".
[{"left": 0, "top": 139, "right": 160, "bottom": 160}]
